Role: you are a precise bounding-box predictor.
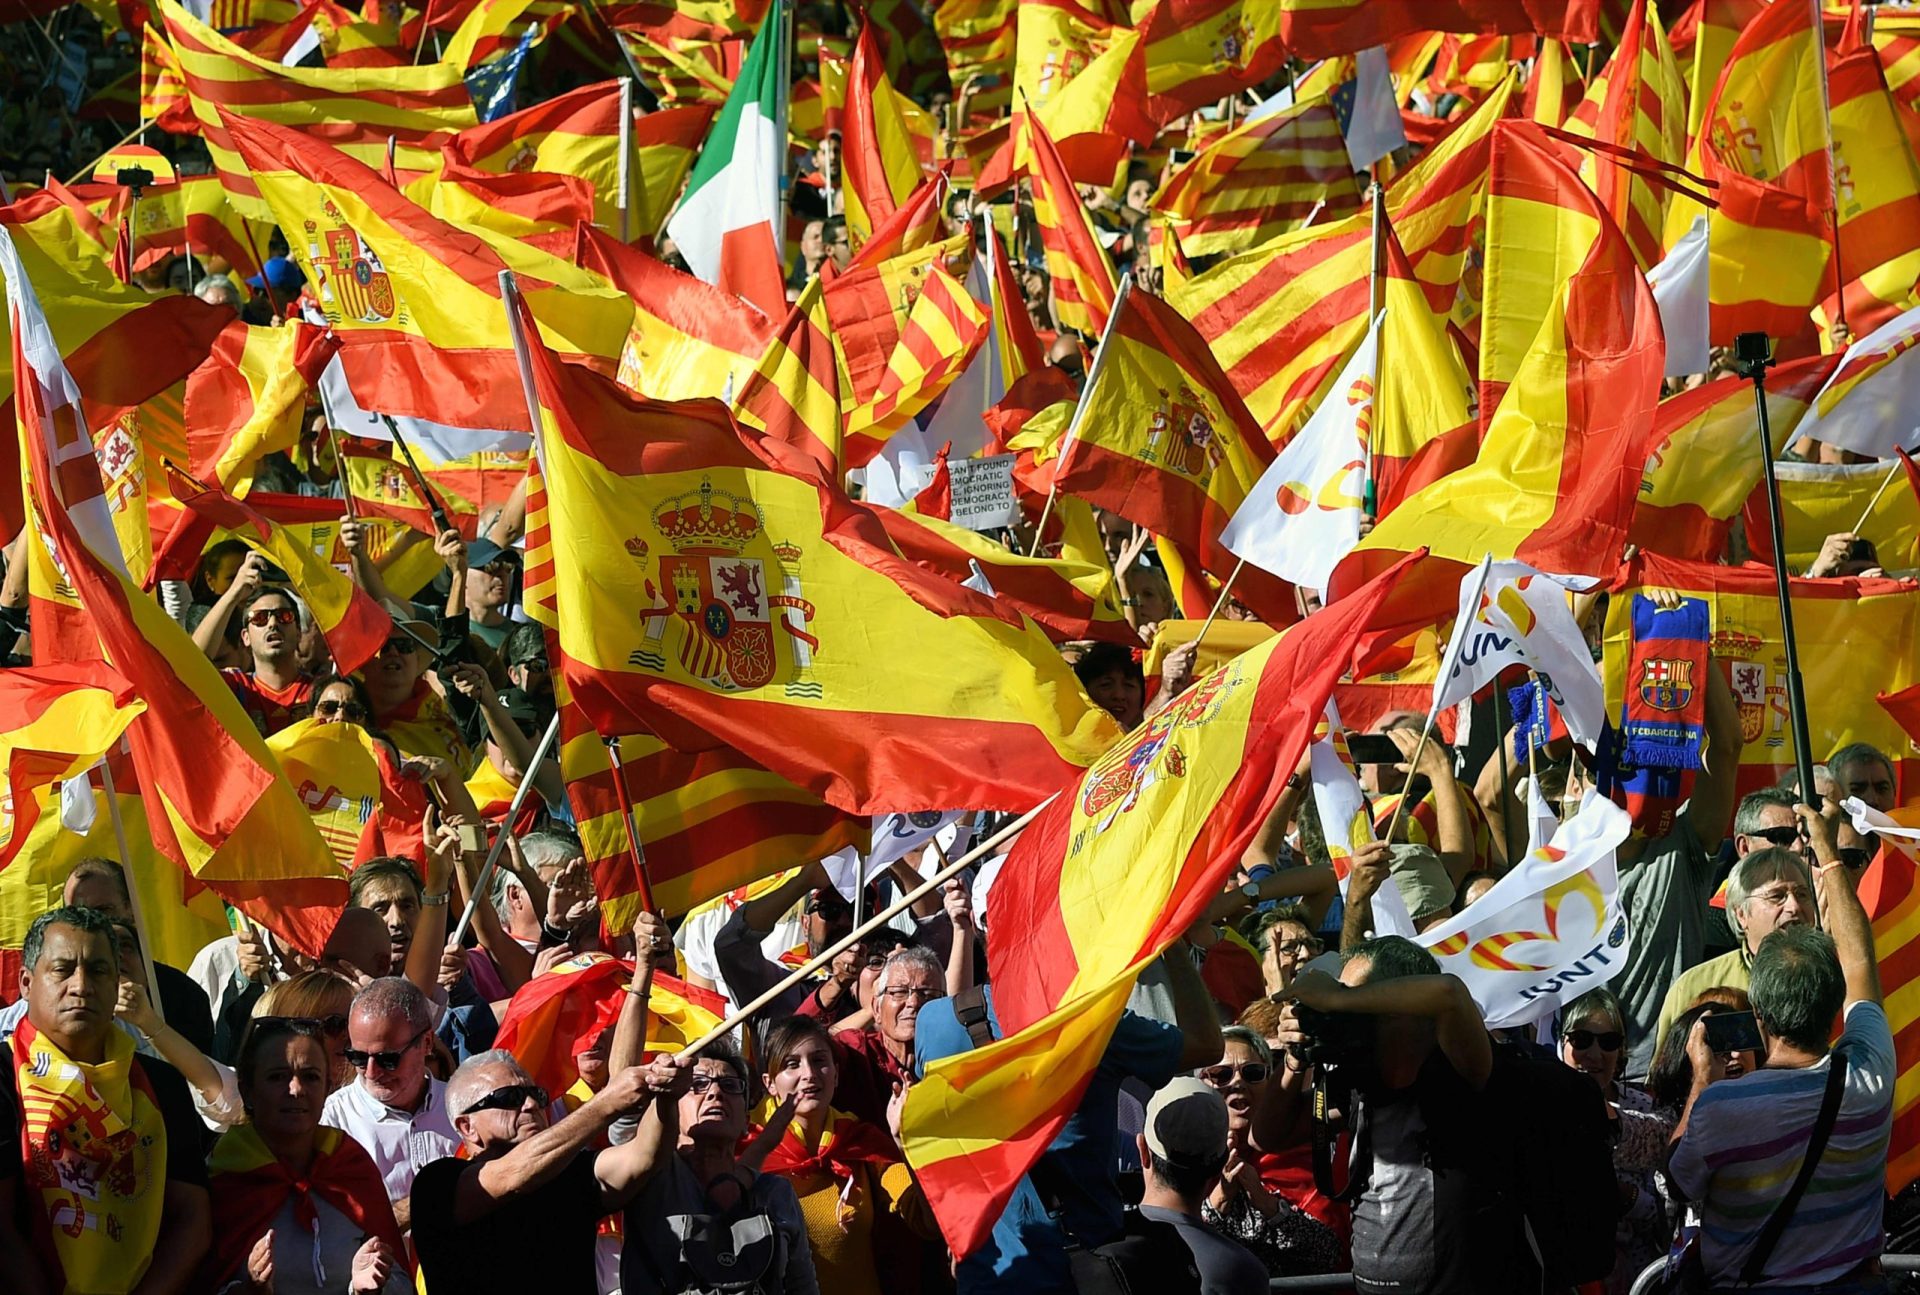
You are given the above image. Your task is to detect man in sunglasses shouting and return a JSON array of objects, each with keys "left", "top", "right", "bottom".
[{"left": 191, "top": 555, "right": 314, "bottom": 737}]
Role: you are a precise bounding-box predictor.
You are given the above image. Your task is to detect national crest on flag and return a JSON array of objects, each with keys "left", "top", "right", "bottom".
[
  {"left": 1639, "top": 657, "right": 1695, "bottom": 711},
  {"left": 1144, "top": 382, "right": 1224, "bottom": 480},
  {"left": 1079, "top": 669, "right": 1241, "bottom": 825},
  {"left": 306, "top": 210, "right": 398, "bottom": 325}
]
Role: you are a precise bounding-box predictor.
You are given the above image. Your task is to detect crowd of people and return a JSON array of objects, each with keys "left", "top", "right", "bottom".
[{"left": 3, "top": 2, "right": 1920, "bottom": 1295}]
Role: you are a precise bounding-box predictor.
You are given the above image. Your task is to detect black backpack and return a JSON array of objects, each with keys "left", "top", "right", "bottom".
[
  {"left": 1484, "top": 1037, "right": 1619, "bottom": 1289},
  {"left": 1066, "top": 1208, "right": 1205, "bottom": 1295}
]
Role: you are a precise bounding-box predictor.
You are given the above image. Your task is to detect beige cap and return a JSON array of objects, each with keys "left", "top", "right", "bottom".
[{"left": 1143, "top": 1076, "right": 1228, "bottom": 1171}]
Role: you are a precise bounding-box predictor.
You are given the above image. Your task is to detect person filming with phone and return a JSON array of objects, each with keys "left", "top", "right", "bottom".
[{"left": 1668, "top": 804, "right": 1894, "bottom": 1292}]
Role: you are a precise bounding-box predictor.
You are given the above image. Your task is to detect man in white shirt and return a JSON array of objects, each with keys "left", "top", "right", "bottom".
[{"left": 321, "top": 976, "right": 458, "bottom": 1232}]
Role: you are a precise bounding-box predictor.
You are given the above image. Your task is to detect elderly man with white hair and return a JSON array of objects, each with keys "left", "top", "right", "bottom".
[{"left": 408, "top": 1047, "right": 661, "bottom": 1291}]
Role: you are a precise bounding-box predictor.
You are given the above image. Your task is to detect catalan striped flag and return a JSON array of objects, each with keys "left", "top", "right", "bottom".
[
  {"left": 137, "top": 26, "right": 194, "bottom": 132},
  {"left": 931, "top": 0, "right": 1016, "bottom": 115},
  {"left": 735, "top": 275, "right": 849, "bottom": 477},
  {"left": 524, "top": 293, "right": 1121, "bottom": 814},
  {"left": 620, "top": 25, "right": 740, "bottom": 107},
  {"left": 1056, "top": 285, "right": 1295, "bottom": 625},
  {"left": 577, "top": 223, "right": 773, "bottom": 406},
  {"left": 158, "top": 0, "right": 476, "bottom": 217},
  {"left": 437, "top": 79, "right": 634, "bottom": 234},
  {"left": 184, "top": 319, "right": 339, "bottom": 493},
  {"left": 1627, "top": 354, "right": 1840, "bottom": 563},
  {"left": 1351, "top": 120, "right": 1664, "bottom": 583},
  {"left": 1137, "top": 0, "right": 1288, "bottom": 125},
  {"left": 1166, "top": 72, "right": 1513, "bottom": 442},
  {"left": 1025, "top": 109, "right": 1118, "bottom": 336},
  {"left": 843, "top": 23, "right": 924, "bottom": 246},
  {"left": 0, "top": 664, "right": 145, "bottom": 873},
  {"left": 554, "top": 677, "right": 864, "bottom": 929},
  {"left": 1153, "top": 96, "right": 1363, "bottom": 257},
  {"left": 842, "top": 265, "right": 988, "bottom": 462},
  {"left": 821, "top": 230, "right": 971, "bottom": 416},
  {"left": 1560, "top": 0, "right": 1685, "bottom": 271},
  {"left": 901, "top": 553, "right": 1419, "bottom": 1255},
  {"left": 223, "top": 112, "right": 630, "bottom": 434},
  {"left": 1857, "top": 805, "right": 1920, "bottom": 1193},
  {"left": 1277, "top": 0, "right": 1601, "bottom": 59},
  {"left": 4, "top": 228, "right": 348, "bottom": 957}
]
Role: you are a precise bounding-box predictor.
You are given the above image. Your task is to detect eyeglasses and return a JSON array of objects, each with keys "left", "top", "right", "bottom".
[
  {"left": 1748, "top": 825, "right": 1802, "bottom": 847},
  {"left": 688, "top": 1073, "right": 747, "bottom": 1096},
  {"left": 379, "top": 638, "right": 417, "bottom": 657},
  {"left": 804, "top": 897, "right": 851, "bottom": 918},
  {"left": 316, "top": 699, "right": 367, "bottom": 721},
  {"left": 1838, "top": 847, "right": 1873, "bottom": 869},
  {"left": 1272, "top": 940, "right": 1318, "bottom": 956},
  {"left": 1198, "top": 1063, "right": 1270, "bottom": 1088},
  {"left": 343, "top": 1025, "right": 429, "bottom": 1072},
  {"left": 462, "top": 1082, "right": 548, "bottom": 1115},
  {"left": 246, "top": 607, "right": 296, "bottom": 628},
  {"left": 1749, "top": 885, "right": 1811, "bottom": 910},
  {"left": 879, "top": 986, "right": 941, "bottom": 1004},
  {"left": 1564, "top": 1030, "right": 1623, "bottom": 1052},
  {"left": 479, "top": 558, "right": 518, "bottom": 576}
]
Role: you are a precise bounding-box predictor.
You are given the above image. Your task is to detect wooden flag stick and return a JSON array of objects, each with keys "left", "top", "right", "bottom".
[
  {"left": 1853, "top": 460, "right": 1903, "bottom": 534},
  {"left": 1190, "top": 556, "right": 1246, "bottom": 659}
]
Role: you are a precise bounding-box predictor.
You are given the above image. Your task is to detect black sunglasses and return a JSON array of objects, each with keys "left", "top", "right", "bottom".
[
  {"left": 343, "top": 1025, "right": 429, "bottom": 1072},
  {"left": 463, "top": 1082, "right": 548, "bottom": 1115},
  {"left": 1565, "top": 1029, "right": 1624, "bottom": 1052},
  {"left": 1838, "top": 847, "right": 1873, "bottom": 869},
  {"left": 316, "top": 699, "right": 366, "bottom": 721},
  {"left": 1749, "top": 825, "right": 1802, "bottom": 847},
  {"left": 1199, "top": 1063, "right": 1270, "bottom": 1087}
]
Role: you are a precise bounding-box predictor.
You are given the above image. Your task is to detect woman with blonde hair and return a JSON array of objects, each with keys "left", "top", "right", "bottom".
[{"left": 254, "top": 971, "right": 357, "bottom": 1092}]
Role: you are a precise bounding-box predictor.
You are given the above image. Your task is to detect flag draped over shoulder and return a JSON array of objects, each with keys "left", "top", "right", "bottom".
[
  {"left": 0, "top": 664, "right": 145, "bottom": 872},
  {"left": 525, "top": 299, "right": 1121, "bottom": 814},
  {"left": 3, "top": 229, "right": 347, "bottom": 956},
  {"left": 901, "top": 552, "right": 1420, "bottom": 1256}
]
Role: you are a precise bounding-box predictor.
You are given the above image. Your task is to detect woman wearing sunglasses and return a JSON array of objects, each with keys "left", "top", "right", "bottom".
[
  {"left": 750, "top": 1015, "right": 938, "bottom": 1295},
  {"left": 204, "top": 1018, "right": 408, "bottom": 1294},
  {"left": 1193, "top": 1026, "right": 1343, "bottom": 1279},
  {"left": 1557, "top": 988, "right": 1673, "bottom": 1295}
]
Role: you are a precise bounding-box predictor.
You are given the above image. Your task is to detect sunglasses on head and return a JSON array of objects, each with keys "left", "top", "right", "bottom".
[
  {"left": 246, "top": 607, "right": 296, "bottom": 628},
  {"left": 316, "top": 699, "right": 367, "bottom": 721},
  {"left": 260, "top": 1013, "right": 349, "bottom": 1038},
  {"left": 1198, "top": 1062, "right": 1270, "bottom": 1088},
  {"left": 1564, "top": 1029, "right": 1623, "bottom": 1052},
  {"left": 463, "top": 1082, "right": 548, "bottom": 1116},
  {"left": 343, "top": 1025, "right": 429, "bottom": 1072},
  {"left": 1750, "top": 825, "right": 1802, "bottom": 847}
]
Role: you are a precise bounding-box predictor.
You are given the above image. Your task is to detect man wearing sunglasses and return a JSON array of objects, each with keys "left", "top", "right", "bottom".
[
  {"left": 410, "top": 1048, "right": 661, "bottom": 1293},
  {"left": 193, "top": 565, "right": 314, "bottom": 737},
  {"left": 321, "top": 977, "right": 458, "bottom": 1234}
]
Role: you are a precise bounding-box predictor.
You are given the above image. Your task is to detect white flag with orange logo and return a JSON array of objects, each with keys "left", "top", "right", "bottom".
[
  {"left": 1433, "top": 557, "right": 1606, "bottom": 750},
  {"left": 1220, "top": 315, "right": 1376, "bottom": 590},
  {"left": 1420, "top": 795, "right": 1631, "bottom": 1028},
  {"left": 1308, "top": 724, "right": 1415, "bottom": 937}
]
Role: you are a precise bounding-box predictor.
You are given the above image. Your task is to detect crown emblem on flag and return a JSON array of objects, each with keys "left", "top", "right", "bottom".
[
  {"left": 653, "top": 478, "right": 764, "bottom": 555},
  {"left": 306, "top": 206, "right": 397, "bottom": 326},
  {"left": 1212, "top": 18, "right": 1252, "bottom": 70},
  {"left": 624, "top": 536, "right": 649, "bottom": 561}
]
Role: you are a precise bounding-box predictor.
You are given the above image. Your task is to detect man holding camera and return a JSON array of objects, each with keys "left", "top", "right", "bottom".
[{"left": 1279, "top": 935, "right": 1538, "bottom": 1294}]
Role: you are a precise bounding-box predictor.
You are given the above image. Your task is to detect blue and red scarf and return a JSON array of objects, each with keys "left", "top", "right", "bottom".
[{"left": 1620, "top": 594, "right": 1710, "bottom": 771}]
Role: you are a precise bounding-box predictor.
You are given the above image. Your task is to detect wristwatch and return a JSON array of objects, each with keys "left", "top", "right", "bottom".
[
  {"left": 421, "top": 891, "right": 449, "bottom": 907},
  {"left": 1240, "top": 880, "right": 1263, "bottom": 902},
  {"left": 1284, "top": 772, "right": 1304, "bottom": 791}
]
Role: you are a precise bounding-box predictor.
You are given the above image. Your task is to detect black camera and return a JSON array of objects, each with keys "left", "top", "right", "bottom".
[
  {"left": 1290, "top": 1004, "right": 1375, "bottom": 1071},
  {"left": 1733, "top": 330, "right": 1773, "bottom": 378}
]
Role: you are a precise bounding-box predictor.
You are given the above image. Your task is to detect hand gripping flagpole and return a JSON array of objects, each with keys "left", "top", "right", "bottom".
[
  {"left": 450, "top": 711, "right": 564, "bottom": 945},
  {"left": 602, "top": 736, "right": 658, "bottom": 913},
  {"left": 1028, "top": 273, "right": 1133, "bottom": 557},
  {"left": 676, "top": 795, "right": 1056, "bottom": 1057},
  {"left": 1734, "top": 332, "right": 1820, "bottom": 806}
]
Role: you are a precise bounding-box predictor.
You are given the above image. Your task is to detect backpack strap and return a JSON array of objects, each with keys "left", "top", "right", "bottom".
[
  {"left": 950, "top": 985, "right": 995, "bottom": 1050},
  {"left": 1736, "top": 1050, "right": 1851, "bottom": 1288}
]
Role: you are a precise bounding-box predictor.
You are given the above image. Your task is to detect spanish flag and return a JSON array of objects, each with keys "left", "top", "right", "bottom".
[
  {"left": 843, "top": 23, "right": 924, "bottom": 245},
  {"left": 0, "top": 663, "right": 145, "bottom": 872},
  {"left": 985, "top": 223, "right": 1046, "bottom": 388},
  {"left": 524, "top": 298, "right": 1121, "bottom": 814},
  {"left": 1055, "top": 285, "right": 1296, "bottom": 626},
  {"left": 1855, "top": 805, "right": 1920, "bottom": 1193},
  {"left": 1024, "top": 108, "right": 1118, "bottom": 336},
  {"left": 6, "top": 231, "right": 348, "bottom": 956},
  {"left": 1139, "top": 0, "right": 1288, "bottom": 125},
  {"left": 183, "top": 319, "right": 339, "bottom": 494},
  {"left": 223, "top": 112, "right": 631, "bottom": 433},
  {"left": 1826, "top": 46, "right": 1920, "bottom": 295},
  {"left": 901, "top": 552, "right": 1419, "bottom": 1255},
  {"left": 76, "top": 173, "right": 272, "bottom": 285},
  {"left": 1352, "top": 121, "right": 1664, "bottom": 583},
  {"left": 266, "top": 717, "right": 424, "bottom": 865},
  {"left": 437, "top": 79, "right": 635, "bottom": 235},
  {"left": 1154, "top": 96, "right": 1363, "bottom": 258},
  {"left": 632, "top": 103, "right": 718, "bottom": 240},
  {"left": 1014, "top": 0, "right": 1155, "bottom": 169},
  {"left": 1277, "top": 0, "right": 1601, "bottom": 60}
]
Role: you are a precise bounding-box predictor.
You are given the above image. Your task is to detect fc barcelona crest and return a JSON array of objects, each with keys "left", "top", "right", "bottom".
[
  {"left": 1639, "top": 657, "right": 1695, "bottom": 712},
  {"left": 305, "top": 206, "right": 398, "bottom": 325}
]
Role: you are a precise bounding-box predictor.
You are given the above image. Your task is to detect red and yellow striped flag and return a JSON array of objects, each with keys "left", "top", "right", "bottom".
[
  {"left": 1025, "top": 108, "right": 1118, "bottom": 336},
  {"left": 1858, "top": 806, "right": 1920, "bottom": 1193},
  {"left": 1153, "top": 96, "right": 1363, "bottom": 257},
  {"left": 437, "top": 79, "right": 634, "bottom": 235},
  {"left": 1138, "top": 0, "right": 1288, "bottom": 125},
  {"left": 1014, "top": 0, "right": 1156, "bottom": 159},
  {"left": 932, "top": 0, "right": 1016, "bottom": 115},
  {"left": 75, "top": 174, "right": 275, "bottom": 284},
  {"left": 632, "top": 103, "right": 716, "bottom": 240},
  {"left": 1055, "top": 285, "right": 1295, "bottom": 625},
  {"left": 525, "top": 297, "right": 1121, "bottom": 814},
  {"left": 140, "top": 23, "right": 194, "bottom": 131},
  {"left": 1561, "top": 0, "right": 1685, "bottom": 270},
  {"left": 843, "top": 23, "right": 924, "bottom": 246},
  {"left": 1827, "top": 47, "right": 1920, "bottom": 298},
  {"left": 901, "top": 553, "right": 1420, "bottom": 1255},
  {"left": 734, "top": 275, "right": 849, "bottom": 478},
  {"left": 985, "top": 223, "right": 1046, "bottom": 389},
  {"left": 1352, "top": 120, "right": 1665, "bottom": 582},
  {"left": 7, "top": 232, "right": 348, "bottom": 956},
  {"left": 842, "top": 264, "right": 988, "bottom": 458},
  {"left": 0, "top": 664, "right": 145, "bottom": 872},
  {"left": 1277, "top": 0, "right": 1600, "bottom": 59}
]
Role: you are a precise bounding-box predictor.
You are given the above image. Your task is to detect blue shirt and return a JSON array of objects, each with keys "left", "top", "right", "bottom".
[{"left": 915, "top": 987, "right": 1183, "bottom": 1294}]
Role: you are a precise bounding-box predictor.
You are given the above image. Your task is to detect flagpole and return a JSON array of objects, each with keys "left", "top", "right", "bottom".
[
  {"left": 98, "top": 755, "right": 166, "bottom": 1027},
  {"left": 1028, "top": 272, "right": 1134, "bottom": 556},
  {"left": 617, "top": 77, "right": 634, "bottom": 242},
  {"left": 1735, "top": 331, "right": 1820, "bottom": 806},
  {"left": 450, "top": 712, "right": 563, "bottom": 945},
  {"left": 601, "top": 735, "right": 658, "bottom": 913},
  {"left": 1365, "top": 185, "right": 1386, "bottom": 520},
  {"left": 1853, "top": 460, "right": 1903, "bottom": 534},
  {"left": 1384, "top": 556, "right": 1495, "bottom": 844},
  {"left": 378, "top": 414, "right": 456, "bottom": 536},
  {"left": 677, "top": 795, "right": 1054, "bottom": 1057},
  {"left": 1191, "top": 556, "right": 1245, "bottom": 659},
  {"left": 774, "top": 0, "right": 794, "bottom": 251}
]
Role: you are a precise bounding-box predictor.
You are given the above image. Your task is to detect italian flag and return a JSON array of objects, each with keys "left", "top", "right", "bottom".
[{"left": 667, "top": 5, "right": 786, "bottom": 317}]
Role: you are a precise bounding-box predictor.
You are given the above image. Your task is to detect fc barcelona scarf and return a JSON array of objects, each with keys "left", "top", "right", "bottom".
[
  {"left": 1621, "top": 594, "right": 1711, "bottom": 771},
  {"left": 1508, "top": 678, "right": 1570, "bottom": 763},
  {"left": 1596, "top": 715, "right": 1693, "bottom": 841}
]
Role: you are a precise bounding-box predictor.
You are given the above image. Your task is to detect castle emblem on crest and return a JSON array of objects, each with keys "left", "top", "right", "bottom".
[{"left": 305, "top": 201, "right": 397, "bottom": 325}]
